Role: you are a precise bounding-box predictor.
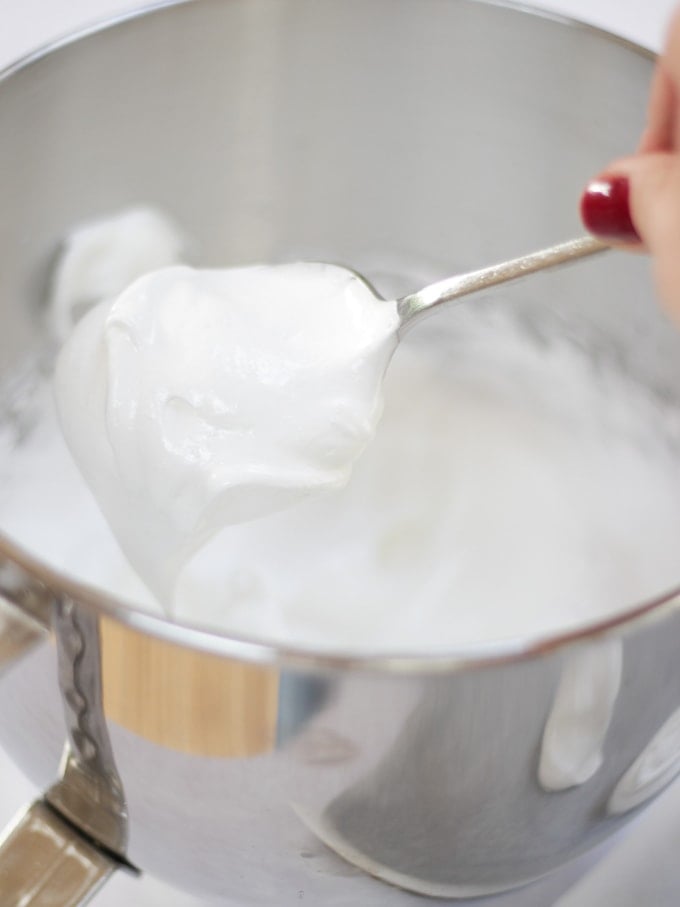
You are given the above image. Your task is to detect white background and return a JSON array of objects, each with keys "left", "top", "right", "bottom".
[{"left": 0, "top": 0, "right": 679, "bottom": 904}]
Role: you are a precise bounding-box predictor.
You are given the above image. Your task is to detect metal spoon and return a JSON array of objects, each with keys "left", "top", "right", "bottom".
[{"left": 393, "top": 235, "right": 606, "bottom": 331}]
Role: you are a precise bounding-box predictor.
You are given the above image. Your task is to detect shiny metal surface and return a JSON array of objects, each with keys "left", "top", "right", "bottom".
[
  {"left": 0, "top": 596, "right": 130, "bottom": 905},
  {"left": 0, "top": 0, "right": 677, "bottom": 904},
  {"left": 397, "top": 235, "right": 607, "bottom": 329},
  {"left": 0, "top": 598, "right": 47, "bottom": 676},
  {"left": 0, "top": 800, "right": 117, "bottom": 906},
  {"left": 46, "top": 600, "right": 128, "bottom": 858}
]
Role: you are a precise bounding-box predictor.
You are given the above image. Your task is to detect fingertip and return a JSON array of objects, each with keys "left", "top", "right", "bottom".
[
  {"left": 580, "top": 174, "right": 642, "bottom": 245},
  {"left": 638, "top": 64, "right": 676, "bottom": 153}
]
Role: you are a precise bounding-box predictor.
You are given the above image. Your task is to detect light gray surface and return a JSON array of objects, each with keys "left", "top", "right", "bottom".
[
  {"left": 2, "top": 745, "right": 680, "bottom": 907},
  {"left": 1, "top": 1, "right": 679, "bottom": 905}
]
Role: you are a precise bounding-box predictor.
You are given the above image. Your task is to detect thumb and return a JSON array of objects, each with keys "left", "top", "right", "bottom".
[{"left": 581, "top": 154, "right": 680, "bottom": 321}]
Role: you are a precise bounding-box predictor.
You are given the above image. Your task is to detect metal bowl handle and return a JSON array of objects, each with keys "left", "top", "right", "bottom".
[
  {"left": 0, "top": 565, "right": 130, "bottom": 905},
  {"left": 0, "top": 800, "right": 117, "bottom": 907}
]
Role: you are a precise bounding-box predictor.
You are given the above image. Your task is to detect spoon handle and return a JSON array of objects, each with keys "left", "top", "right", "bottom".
[{"left": 396, "top": 235, "right": 608, "bottom": 329}]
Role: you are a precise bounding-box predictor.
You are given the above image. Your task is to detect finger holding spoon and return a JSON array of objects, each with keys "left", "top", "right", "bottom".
[{"left": 581, "top": 5, "right": 680, "bottom": 323}]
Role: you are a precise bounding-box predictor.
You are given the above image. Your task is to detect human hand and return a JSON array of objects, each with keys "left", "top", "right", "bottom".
[{"left": 581, "top": 7, "right": 680, "bottom": 321}]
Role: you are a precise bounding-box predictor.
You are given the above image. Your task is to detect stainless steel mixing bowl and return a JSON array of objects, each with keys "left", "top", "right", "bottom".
[{"left": 0, "top": 1, "right": 678, "bottom": 904}]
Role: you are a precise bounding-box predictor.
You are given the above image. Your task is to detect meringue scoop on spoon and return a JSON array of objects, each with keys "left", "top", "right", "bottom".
[{"left": 54, "top": 235, "right": 606, "bottom": 602}]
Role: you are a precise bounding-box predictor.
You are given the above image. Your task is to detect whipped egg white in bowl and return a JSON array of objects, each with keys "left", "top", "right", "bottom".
[{"left": 0, "top": 1, "right": 679, "bottom": 904}]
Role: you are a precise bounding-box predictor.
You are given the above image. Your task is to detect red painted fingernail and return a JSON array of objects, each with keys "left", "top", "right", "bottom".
[{"left": 580, "top": 175, "right": 641, "bottom": 243}]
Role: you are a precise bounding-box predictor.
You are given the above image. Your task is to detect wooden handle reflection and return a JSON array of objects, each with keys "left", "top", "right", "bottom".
[
  {"left": 100, "top": 617, "right": 279, "bottom": 758},
  {"left": 0, "top": 599, "right": 46, "bottom": 673}
]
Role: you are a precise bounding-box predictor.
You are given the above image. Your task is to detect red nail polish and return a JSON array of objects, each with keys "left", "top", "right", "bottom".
[{"left": 580, "top": 175, "right": 641, "bottom": 243}]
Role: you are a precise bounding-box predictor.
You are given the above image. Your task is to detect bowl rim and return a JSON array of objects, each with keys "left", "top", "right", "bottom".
[{"left": 0, "top": 0, "right": 670, "bottom": 673}]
